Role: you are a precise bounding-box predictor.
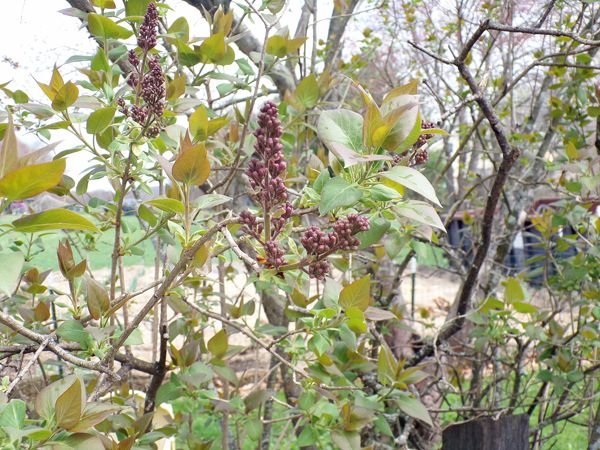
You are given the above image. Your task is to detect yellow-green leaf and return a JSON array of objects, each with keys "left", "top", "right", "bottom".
[
  {"left": 199, "top": 32, "right": 226, "bottom": 63},
  {"left": 189, "top": 106, "right": 208, "bottom": 141},
  {"left": 86, "top": 106, "right": 116, "bottom": 135},
  {"left": 0, "top": 113, "right": 19, "bottom": 178},
  {"left": 266, "top": 35, "right": 288, "bottom": 58},
  {"left": 339, "top": 275, "right": 371, "bottom": 312},
  {"left": 13, "top": 208, "right": 99, "bottom": 233},
  {"left": 166, "top": 73, "right": 186, "bottom": 101},
  {"left": 207, "top": 329, "right": 228, "bottom": 358},
  {"left": 294, "top": 74, "right": 319, "bottom": 110},
  {"left": 503, "top": 277, "right": 525, "bottom": 303},
  {"left": 92, "top": 0, "right": 116, "bottom": 8},
  {"left": 87, "top": 13, "right": 134, "bottom": 40},
  {"left": 52, "top": 82, "right": 79, "bottom": 111},
  {"left": 173, "top": 135, "right": 211, "bottom": 185},
  {"left": 0, "top": 159, "right": 66, "bottom": 201},
  {"left": 54, "top": 375, "right": 85, "bottom": 430},
  {"left": 566, "top": 141, "right": 579, "bottom": 160},
  {"left": 144, "top": 198, "right": 185, "bottom": 214},
  {"left": 346, "top": 306, "right": 367, "bottom": 334}
]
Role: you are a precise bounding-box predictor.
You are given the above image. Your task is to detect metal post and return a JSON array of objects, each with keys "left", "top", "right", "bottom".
[{"left": 408, "top": 257, "right": 417, "bottom": 320}]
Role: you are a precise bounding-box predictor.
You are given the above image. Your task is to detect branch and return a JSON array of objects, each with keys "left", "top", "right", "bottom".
[
  {"left": 486, "top": 20, "right": 600, "bottom": 46},
  {"left": 6, "top": 337, "right": 49, "bottom": 396},
  {"left": 0, "top": 311, "right": 120, "bottom": 379},
  {"left": 103, "top": 216, "right": 239, "bottom": 363},
  {"left": 222, "top": 227, "right": 260, "bottom": 272},
  {"left": 180, "top": 297, "right": 310, "bottom": 382}
]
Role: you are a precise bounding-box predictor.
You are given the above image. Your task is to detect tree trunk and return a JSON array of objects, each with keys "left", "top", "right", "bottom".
[{"left": 442, "top": 415, "right": 529, "bottom": 450}]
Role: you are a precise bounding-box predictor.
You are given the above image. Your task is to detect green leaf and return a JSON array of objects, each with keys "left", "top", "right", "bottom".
[
  {"left": 87, "top": 13, "right": 134, "bottom": 40},
  {"left": 294, "top": 74, "right": 319, "bottom": 109},
  {"left": 0, "top": 400, "right": 26, "bottom": 430},
  {"left": 56, "top": 320, "right": 89, "bottom": 346},
  {"left": 397, "top": 394, "right": 433, "bottom": 426},
  {"left": 85, "top": 275, "right": 109, "bottom": 320},
  {"left": 377, "top": 345, "right": 398, "bottom": 386},
  {"left": 156, "top": 381, "right": 185, "bottom": 405},
  {"left": 512, "top": 301, "right": 537, "bottom": 314},
  {"left": 13, "top": 208, "right": 99, "bottom": 233},
  {"left": 199, "top": 32, "right": 226, "bottom": 63},
  {"left": 331, "top": 430, "right": 361, "bottom": 450},
  {"left": 144, "top": 198, "right": 185, "bottom": 214},
  {"left": 207, "top": 329, "right": 228, "bottom": 358},
  {"left": 125, "top": 0, "right": 152, "bottom": 17},
  {"left": 339, "top": 275, "right": 371, "bottom": 311},
  {"left": 55, "top": 375, "right": 84, "bottom": 430},
  {"left": 266, "top": 35, "right": 288, "bottom": 58},
  {"left": 0, "top": 159, "right": 66, "bottom": 201},
  {"left": 503, "top": 277, "right": 525, "bottom": 303},
  {"left": 189, "top": 106, "right": 208, "bottom": 141},
  {"left": 166, "top": 16, "right": 190, "bottom": 43},
  {"left": 266, "top": 34, "right": 306, "bottom": 57},
  {"left": 319, "top": 177, "right": 362, "bottom": 215},
  {"left": 318, "top": 109, "right": 364, "bottom": 155},
  {"left": 394, "top": 201, "right": 445, "bottom": 231},
  {"left": 194, "top": 193, "right": 231, "bottom": 209},
  {"left": 92, "top": 0, "right": 116, "bottom": 7},
  {"left": 0, "top": 252, "right": 24, "bottom": 296},
  {"left": 70, "top": 403, "right": 120, "bottom": 432},
  {"left": 358, "top": 217, "right": 390, "bottom": 249},
  {"left": 346, "top": 306, "right": 367, "bottom": 334},
  {"left": 86, "top": 107, "right": 116, "bottom": 135},
  {"left": 58, "top": 433, "right": 105, "bottom": 450},
  {"left": 381, "top": 166, "right": 441, "bottom": 207},
  {"left": 51, "top": 82, "right": 79, "bottom": 111},
  {"left": 0, "top": 113, "right": 19, "bottom": 178}
]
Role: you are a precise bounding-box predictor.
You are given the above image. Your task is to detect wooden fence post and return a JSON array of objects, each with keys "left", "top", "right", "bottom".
[{"left": 442, "top": 414, "right": 529, "bottom": 450}]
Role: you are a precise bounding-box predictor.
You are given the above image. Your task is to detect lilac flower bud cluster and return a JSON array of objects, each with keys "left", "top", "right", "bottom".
[
  {"left": 270, "top": 202, "right": 293, "bottom": 237},
  {"left": 390, "top": 121, "right": 435, "bottom": 167},
  {"left": 301, "top": 226, "right": 338, "bottom": 256},
  {"left": 332, "top": 214, "right": 370, "bottom": 250},
  {"left": 240, "top": 101, "right": 294, "bottom": 270},
  {"left": 264, "top": 240, "right": 285, "bottom": 268},
  {"left": 117, "top": 4, "right": 165, "bottom": 138},
  {"left": 301, "top": 215, "right": 370, "bottom": 280},
  {"left": 411, "top": 121, "right": 434, "bottom": 166},
  {"left": 308, "top": 260, "right": 330, "bottom": 280},
  {"left": 141, "top": 57, "right": 166, "bottom": 117},
  {"left": 246, "top": 101, "right": 288, "bottom": 209},
  {"left": 240, "top": 210, "right": 263, "bottom": 240},
  {"left": 137, "top": 2, "right": 159, "bottom": 51}
]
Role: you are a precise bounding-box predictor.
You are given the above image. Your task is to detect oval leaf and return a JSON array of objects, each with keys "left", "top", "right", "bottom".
[
  {"left": 381, "top": 166, "right": 441, "bottom": 207},
  {"left": 13, "top": 208, "right": 99, "bottom": 233},
  {"left": 87, "top": 13, "right": 134, "bottom": 39},
  {"left": 339, "top": 275, "right": 371, "bottom": 312},
  {"left": 144, "top": 198, "right": 185, "bottom": 214},
  {"left": 86, "top": 106, "right": 116, "bottom": 135},
  {"left": 319, "top": 177, "right": 362, "bottom": 215},
  {"left": 0, "top": 159, "right": 66, "bottom": 201}
]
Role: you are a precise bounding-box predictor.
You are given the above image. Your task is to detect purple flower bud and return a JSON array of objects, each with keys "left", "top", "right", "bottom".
[
  {"left": 141, "top": 56, "right": 165, "bottom": 117},
  {"left": 128, "top": 49, "right": 140, "bottom": 68},
  {"left": 264, "top": 240, "right": 285, "bottom": 268},
  {"left": 308, "top": 260, "right": 330, "bottom": 280},
  {"left": 138, "top": 2, "right": 159, "bottom": 51}
]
